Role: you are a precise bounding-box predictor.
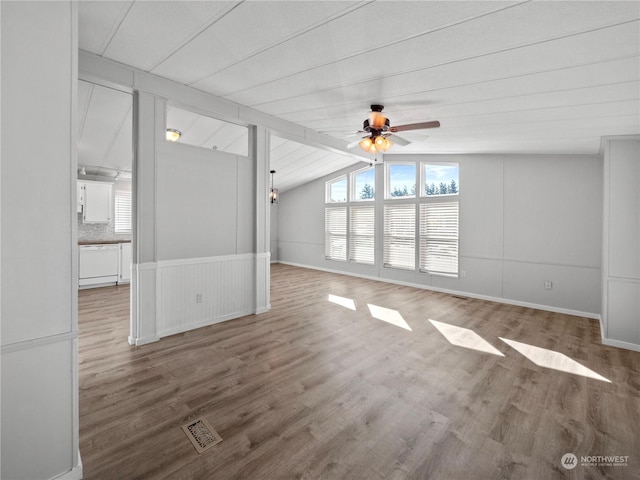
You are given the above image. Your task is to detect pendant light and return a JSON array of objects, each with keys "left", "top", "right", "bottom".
[{"left": 269, "top": 170, "right": 279, "bottom": 204}]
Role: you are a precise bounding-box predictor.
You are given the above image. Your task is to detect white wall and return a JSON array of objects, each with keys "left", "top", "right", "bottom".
[
  {"left": 156, "top": 142, "right": 255, "bottom": 260},
  {"left": 131, "top": 94, "right": 263, "bottom": 343},
  {"left": 1, "top": 2, "right": 81, "bottom": 479},
  {"left": 277, "top": 153, "right": 603, "bottom": 317},
  {"left": 602, "top": 137, "right": 640, "bottom": 350}
]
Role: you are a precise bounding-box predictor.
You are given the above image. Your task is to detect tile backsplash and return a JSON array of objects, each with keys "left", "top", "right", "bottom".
[{"left": 77, "top": 212, "right": 131, "bottom": 242}]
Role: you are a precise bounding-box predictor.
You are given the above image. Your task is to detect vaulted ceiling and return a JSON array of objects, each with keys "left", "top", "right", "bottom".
[{"left": 78, "top": 0, "right": 640, "bottom": 191}]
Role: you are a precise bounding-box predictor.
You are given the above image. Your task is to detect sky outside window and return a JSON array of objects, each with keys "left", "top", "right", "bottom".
[
  {"left": 388, "top": 164, "right": 416, "bottom": 198},
  {"left": 353, "top": 168, "right": 375, "bottom": 201},
  {"left": 423, "top": 164, "right": 459, "bottom": 196},
  {"left": 329, "top": 177, "right": 347, "bottom": 202}
]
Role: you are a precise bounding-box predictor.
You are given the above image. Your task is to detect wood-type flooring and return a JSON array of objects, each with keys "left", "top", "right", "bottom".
[{"left": 78, "top": 263, "right": 640, "bottom": 480}]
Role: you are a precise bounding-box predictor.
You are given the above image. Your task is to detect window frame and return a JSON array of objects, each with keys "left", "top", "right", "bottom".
[
  {"left": 420, "top": 161, "right": 460, "bottom": 198},
  {"left": 324, "top": 170, "right": 375, "bottom": 265},
  {"left": 114, "top": 189, "right": 132, "bottom": 234},
  {"left": 383, "top": 203, "right": 417, "bottom": 271},
  {"left": 350, "top": 166, "right": 376, "bottom": 202},
  {"left": 385, "top": 162, "right": 417, "bottom": 200},
  {"left": 382, "top": 160, "right": 460, "bottom": 277},
  {"left": 326, "top": 175, "right": 348, "bottom": 204},
  {"left": 325, "top": 206, "right": 347, "bottom": 261}
]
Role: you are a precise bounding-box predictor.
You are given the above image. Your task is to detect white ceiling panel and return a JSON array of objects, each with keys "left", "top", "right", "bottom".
[
  {"left": 151, "top": 1, "right": 363, "bottom": 85},
  {"left": 103, "top": 109, "right": 133, "bottom": 172},
  {"left": 301, "top": 81, "right": 640, "bottom": 134},
  {"left": 166, "top": 105, "right": 249, "bottom": 156},
  {"left": 226, "top": 14, "right": 640, "bottom": 109},
  {"left": 270, "top": 136, "right": 360, "bottom": 191},
  {"left": 102, "top": 1, "right": 239, "bottom": 71},
  {"left": 78, "top": 1, "right": 640, "bottom": 190},
  {"left": 78, "top": 1, "right": 133, "bottom": 55},
  {"left": 77, "top": 81, "right": 133, "bottom": 172},
  {"left": 268, "top": 55, "right": 640, "bottom": 122},
  {"left": 190, "top": 1, "right": 516, "bottom": 95}
]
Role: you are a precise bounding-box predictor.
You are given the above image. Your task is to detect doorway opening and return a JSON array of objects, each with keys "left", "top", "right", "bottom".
[{"left": 76, "top": 80, "right": 134, "bottom": 341}]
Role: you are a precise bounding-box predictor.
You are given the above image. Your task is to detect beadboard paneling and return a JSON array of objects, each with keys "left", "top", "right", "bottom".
[{"left": 156, "top": 254, "right": 258, "bottom": 337}]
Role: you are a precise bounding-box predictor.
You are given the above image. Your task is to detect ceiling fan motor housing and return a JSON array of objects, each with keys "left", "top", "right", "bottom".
[{"left": 366, "top": 104, "right": 390, "bottom": 134}]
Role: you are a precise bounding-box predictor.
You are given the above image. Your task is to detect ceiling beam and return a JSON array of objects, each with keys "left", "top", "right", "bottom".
[{"left": 79, "top": 50, "right": 370, "bottom": 163}]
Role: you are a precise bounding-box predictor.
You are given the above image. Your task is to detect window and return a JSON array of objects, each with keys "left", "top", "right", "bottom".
[
  {"left": 420, "top": 162, "right": 459, "bottom": 275},
  {"left": 352, "top": 167, "right": 375, "bottom": 201},
  {"left": 114, "top": 190, "right": 132, "bottom": 234},
  {"left": 419, "top": 202, "right": 458, "bottom": 275},
  {"left": 327, "top": 176, "right": 347, "bottom": 203},
  {"left": 325, "top": 207, "right": 347, "bottom": 261},
  {"left": 382, "top": 161, "right": 459, "bottom": 276},
  {"left": 383, "top": 204, "right": 415, "bottom": 270},
  {"left": 325, "top": 170, "right": 375, "bottom": 264},
  {"left": 349, "top": 206, "right": 375, "bottom": 264},
  {"left": 422, "top": 163, "right": 459, "bottom": 196},
  {"left": 386, "top": 163, "right": 416, "bottom": 199}
]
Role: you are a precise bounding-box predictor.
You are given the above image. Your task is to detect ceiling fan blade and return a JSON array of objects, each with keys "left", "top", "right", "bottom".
[
  {"left": 390, "top": 120, "right": 440, "bottom": 132},
  {"left": 388, "top": 134, "right": 411, "bottom": 146},
  {"left": 347, "top": 137, "right": 366, "bottom": 149}
]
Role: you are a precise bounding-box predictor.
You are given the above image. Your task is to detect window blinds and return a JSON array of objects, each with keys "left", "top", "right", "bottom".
[
  {"left": 325, "top": 207, "right": 347, "bottom": 260},
  {"left": 419, "top": 201, "right": 459, "bottom": 275},
  {"left": 349, "top": 206, "right": 375, "bottom": 264},
  {"left": 383, "top": 204, "right": 415, "bottom": 270},
  {"left": 114, "top": 190, "right": 132, "bottom": 234}
]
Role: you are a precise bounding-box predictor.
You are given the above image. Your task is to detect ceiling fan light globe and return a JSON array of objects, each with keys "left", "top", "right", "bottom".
[{"left": 359, "top": 137, "right": 373, "bottom": 152}]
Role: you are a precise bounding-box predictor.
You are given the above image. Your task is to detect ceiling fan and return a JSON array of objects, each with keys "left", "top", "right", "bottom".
[{"left": 348, "top": 104, "right": 440, "bottom": 154}]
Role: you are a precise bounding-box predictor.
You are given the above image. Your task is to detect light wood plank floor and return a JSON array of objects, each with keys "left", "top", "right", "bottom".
[{"left": 79, "top": 264, "right": 640, "bottom": 480}]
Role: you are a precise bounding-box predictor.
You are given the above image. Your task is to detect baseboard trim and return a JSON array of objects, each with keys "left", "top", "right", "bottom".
[
  {"left": 51, "top": 452, "right": 82, "bottom": 480},
  {"left": 277, "top": 261, "right": 600, "bottom": 320},
  {"left": 128, "top": 334, "right": 160, "bottom": 346},
  {"left": 600, "top": 337, "right": 640, "bottom": 352},
  {"left": 158, "top": 310, "right": 254, "bottom": 338}
]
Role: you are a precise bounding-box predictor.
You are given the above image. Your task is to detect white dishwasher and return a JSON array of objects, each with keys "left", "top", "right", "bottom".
[{"left": 79, "top": 244, "right": 119, "bottom": 287}]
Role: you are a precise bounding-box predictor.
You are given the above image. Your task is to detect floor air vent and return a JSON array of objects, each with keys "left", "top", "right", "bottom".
[{"left": 181, "top": 417, "right": 223, "bottom": 454}]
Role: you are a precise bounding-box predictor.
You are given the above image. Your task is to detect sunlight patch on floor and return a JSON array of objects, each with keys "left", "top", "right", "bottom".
[
  {"left": 328, "top": 294, "right": 356, "bottom": 311},
  {"left": 367, "top": 304, "right": 412, "bottom": 331},
  {"left": 500, "top": 337, "right": 611, "bottom": 383},
  {"left": 429, "top": 319, "right": 505, "bottom": 356}
]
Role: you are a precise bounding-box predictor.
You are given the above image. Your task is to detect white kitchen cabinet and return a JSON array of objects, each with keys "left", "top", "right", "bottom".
[
  {"left": 118, "top": 242, "right": 132, "bottom": 284},
  {"left": 77, "top": 182, "right": 85, "bottom": 213},
  {"left": 82, "top": 181, "right": 112, "bottom": 223}
]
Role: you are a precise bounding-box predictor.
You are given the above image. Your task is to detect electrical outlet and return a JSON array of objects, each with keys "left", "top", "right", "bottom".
[
  {"left": 196, "top": 293, "right": 203, "bottom": 303},
  {"left": 544, "top": 281, "right": 552, "bottom": 290}
]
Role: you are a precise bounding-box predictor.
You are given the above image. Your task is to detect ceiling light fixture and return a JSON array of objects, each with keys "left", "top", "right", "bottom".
[
  {"left": 166, "top": 128, "right": 182, "bottom": 142},
  {"left": 269, "top": 170, "right": 279, "bottom": 204},
  {"left": 359, "top": 134, "right": 392, "bottom": 153}
]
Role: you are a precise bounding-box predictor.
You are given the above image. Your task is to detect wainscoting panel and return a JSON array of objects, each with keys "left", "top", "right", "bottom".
[
  {"left": 255, "top": 252, "right": 271, "bottom": 314},
  {"left": 156, "top": 254, "right": 257, "bottom": 338}
]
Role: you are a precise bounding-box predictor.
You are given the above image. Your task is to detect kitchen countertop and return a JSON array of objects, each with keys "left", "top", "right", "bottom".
[{"left": 78, "top": 240, "right": 131, "bottom": 245}]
